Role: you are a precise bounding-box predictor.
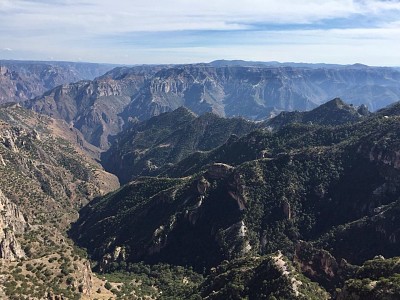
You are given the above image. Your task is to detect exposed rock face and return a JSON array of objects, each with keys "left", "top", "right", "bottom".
[
  {"left": 0, "top": 127, "right": 24, "bottom": 153},
  {"left": 206, "top": 163, "right": 234, "bottom": 179},
  {"left": 26, "top": 80, "right": 131, "bottom": 149},
  {"left": 282, "top": 199, "right": 291, "bottom": 220},
  {"left": 25, "top": 66, "right": 157, "bottom": 149},
  {"left": 0, "top": 104, "right": 120, "bottom": 298},
  {"left": 272, "top": 251, "right": 303, "bottom": 297},
  {"left": 216, "top": 220, "right": 252, "bottom": 259},
  {"left": 98, "top": 245, "right": 128, "bottom": 272},
  {"left": 0, "top": 189, "right": 27, "bottom": 261},
  {"left": 123, "top": 65, "right": 226, "bottom": 120},
  {"left": 293, "top": 241, "right": 348, "bottom": 292},
  {"left": 73, "top": 260, "right": 93, "bottom": 296},
  {"left": 124, "top": 65, "right": 400, "bottom": 121},
  {"left": 365, "top": 144, "right": 400, "bottom": 170},
  {"left": 197, "top": 177, "right": 210, "bottom": 195},
  {"left": 228, "top": 172, "right": 247, "bottom": 211},
  {"left": 27, "top": 63, "right": 400, "bottom": 150},
  {"left": 0, "top": 104, "right": 119, "bottom": 229}
]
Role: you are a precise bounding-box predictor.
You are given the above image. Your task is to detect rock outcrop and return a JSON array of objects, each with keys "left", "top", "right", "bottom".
[
  {"left": 25, "top": 66, "right": 159, "bottom": 149},
  {"left": 206, "top": 163, "right": 234, "bottom": 179},
  {"left": 0, "top": 189, "right": 27, "bottom": 261},
  {"left": 74, "top": 260, "right": 93, "bottom": 296}
]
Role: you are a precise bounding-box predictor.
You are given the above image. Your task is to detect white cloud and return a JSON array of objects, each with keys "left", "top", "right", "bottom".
[
  {"left": 1, "top": 0, "right": 400, "bottom": 65},
  {"left": 3, "top": 0, "right": 397, "bottom": 34},
  {"left": 2, "top": 0, "right": 400, "bottom": 35}
]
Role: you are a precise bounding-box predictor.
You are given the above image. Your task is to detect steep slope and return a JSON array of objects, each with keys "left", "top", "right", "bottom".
[
  {"left": 376, "top": 101, "right": 400, "bottom": 117},
  {"left": 315, "top": 199, "right": 400, "bottom": 266},
  {"left": 68, "top": 100, "right": 400, "bottom": 299},
  {"left": 294, "top": 242, "right": 400, "bottom": 298},
  {"left": 72, "top": 103, "right": 400, "bottom": 274},
  {"left": 0, "top": 60, "right": 115, "bottom": 104},
  {"left": 71, "top": 165, "right": 249, "bottom": 272},
  {"left": 25, "top": 63, "right": 400, "bottom": 151},
  {"left": 123, "top": 64, "right": 400, "bottom": 121},
  {"left": 0, "top": 189, "right": 27, "bottom": 261},
  {"left": 122, "top": 65, "right": 319, "bottom": 121},
  {"left": 25, "top": 66, "right": 159, "bottom": 149},
  {"left": 0, "top": 103, "right": 120, "bottom": 224},
  {"left": 0, "top": 104, "right": 119, "bottom": 299},
  {"left": 163, "top": 99, "right": 375, "bottom": 178},
  {"left": 102, "top": 107, "right": 259, "bottom": 184}
]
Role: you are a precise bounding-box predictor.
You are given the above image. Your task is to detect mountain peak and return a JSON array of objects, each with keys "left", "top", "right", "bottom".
[
  {"left": 267, "top": 98, "right": 365, "bottom": 129},
  {"left": 322, "top": 97, "right": 346, "bottom": 108},
  {"left": 313, "top": 98, "right": 357, "bottom": 113}
]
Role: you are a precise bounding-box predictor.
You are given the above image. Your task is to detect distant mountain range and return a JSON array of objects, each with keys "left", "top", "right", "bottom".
[
  {"left": 0, "top": 60, "right": 116, "bottom": 103},
  {"left": 20, "top": 61, "right": 400, "bottom": 149},
  {"left": 209, "top": 59, "right": 359, "bottom": 69}
]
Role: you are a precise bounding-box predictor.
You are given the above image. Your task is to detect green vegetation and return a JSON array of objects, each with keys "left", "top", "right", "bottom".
[
  {"left": 102, "top": 107, "right": 258, "bottom": 183},
  {"left": 265, "top": 98, "right": 368, "bottom": 130},
  {"left": 337, "top": 257, "right": 400, "bottom": 300},
  {"left": 0, "top": 103, "right": 117, "bottom": 299},
  {"left": 72, "top": 100, "right": 400, "bottom": 298},
  {"left": 101, "top": 263, "right": 203, "bottom": 299},
  {"left": 75, "top": 111, "right": 400, "bottom": 269},
  {"left": 3, "top": 99, "right": 400, "bottom": 299},
  {"left": 200, "top": 254, "right": 329, "bottom": 300}
]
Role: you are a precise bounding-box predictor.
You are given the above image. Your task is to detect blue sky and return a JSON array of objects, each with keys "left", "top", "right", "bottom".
[{"left": 0, "top": 0, "right": 400, "bottom": 65}]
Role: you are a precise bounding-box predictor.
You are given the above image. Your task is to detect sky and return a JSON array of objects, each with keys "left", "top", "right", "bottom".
[{"left": 0, "top": 0, "right": 400, "bottom": 66}]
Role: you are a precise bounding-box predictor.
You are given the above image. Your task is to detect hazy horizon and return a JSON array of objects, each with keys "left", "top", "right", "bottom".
[
  {"left": 1, "top": 58, "right": 397, "bottom": 68},
  {"left": 1, "top": 0, "right": 400, "bottom": 66}
]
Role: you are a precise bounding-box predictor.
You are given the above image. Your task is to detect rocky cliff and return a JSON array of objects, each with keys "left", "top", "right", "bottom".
[
  {"left": 0, "top": 104, "right": 119, "bottom": 299},
  {"left": 26, "top": 63, "right": 400, "bottom": 150},
  {"left": 25, "top": 66, "right": 159, "bottom": 149},
  {"left": 0, "top": 189, "right": 27, "bottom": 261},
  {"left": 124, "top": 64, "right": 400, "bottom": 120},
  {"left": 0, "top": 103, "right": 119, "bottom": 217}
]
